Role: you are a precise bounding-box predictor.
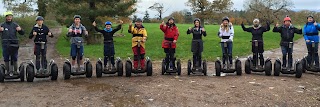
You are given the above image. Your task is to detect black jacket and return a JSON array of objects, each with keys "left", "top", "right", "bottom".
[
  {"left": 94, "top": 25, "right": 122, "bottom": 42},
  {"left": 187, "top": 26, "right": 207, "bottom": 40},
  {"left": 241, "top": 23, "right": 270, "bottom": 41},
  {"left": 0, "top": 21, "right": 24, "bottom": 45},
  {"left": 273, "top": 25, "right": 302, "bottom": 46},
  {"left": 29, "top": 24, "right": 52, "bottom": 42}
]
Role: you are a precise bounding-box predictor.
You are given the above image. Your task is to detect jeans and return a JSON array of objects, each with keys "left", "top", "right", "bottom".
[
  {"left": 306, "top": 43, "right": 319, "bottom": 67},
  {"left": 281, "top": 46, "right": 293, "bottom": 68},
  {"left": 221, "top": 42, "right": 233, "bottom": 64}
]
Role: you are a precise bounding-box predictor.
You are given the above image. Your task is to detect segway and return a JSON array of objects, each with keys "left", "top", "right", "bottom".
[
  {"left": 274, "top": 42, "right": 302, "bottom": 78},
  {"left": 24, "top": 42, "right": 58, "bottom": 82},
  {"left": 244, "top": 40, "right": 272, "bottom": 76},
  {"left": 125, "top": 40, "right": 152, "bottom": 77},
  {"left": 96, "top": 41, "right": 123, "bottom": 77},
  {"left": 0, "top": 39, "right": 24, "bottom": 82},
  {"left": 187, "top": 40, "right": 207, "bottom": 76},
  {"left": 301, "top": 41, "right": 320, "bottom": 73},
  {"left": 215, "top": 41, "right": 242, "bottom": 76},
  {"left": 63, "top": 41, "right": 92, "bottom": 80},
  {"left": 161, "top": 41, "right": 181, "bottom": 75}
]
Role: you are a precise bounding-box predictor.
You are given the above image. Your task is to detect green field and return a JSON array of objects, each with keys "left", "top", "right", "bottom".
[{"left": 56, "top": 23, "right": 302, "bottom": 61}]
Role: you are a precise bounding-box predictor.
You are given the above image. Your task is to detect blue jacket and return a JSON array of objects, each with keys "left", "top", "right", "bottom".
[{"left": 303, "top": 22, "right": 320, "bottom": 44}]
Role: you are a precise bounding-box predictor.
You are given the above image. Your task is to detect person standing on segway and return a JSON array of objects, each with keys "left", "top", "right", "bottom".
[
  {"left": 273, "top": 16, "right": 302, "bottom": 70},
  {"left": 303, "top": 15, "right": 320, "bottom": 69},
  {"left": 29, "top": 16, "right": 54, "bottom": 74},
  {"left": 67, "top": 15, "right": 88, "bottom": 73},
  {"left": 187, "top": 18, "right": 206, "bottom": 70},
  {"left": 92, "top": 20, "right": 123, "bottom": 71},
  {"left": 128, "top": 18, "right": 148, "bottom": 70},
  {"left": 241, "top": 18, "right": 270, "bottom": 68},
  {"left": 0, "top": 11, "right": 25, "bottom": 75},
  {"left": 218, "top": 17, "right": 234, "bottom": 69},
  {"left": 160, "top": 17, "right": 179, "bottom": 70}
]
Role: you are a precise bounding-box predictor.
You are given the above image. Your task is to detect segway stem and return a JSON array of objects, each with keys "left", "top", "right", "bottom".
[{"left": 311, "top": 41, "right": 315, "bottom": 67}]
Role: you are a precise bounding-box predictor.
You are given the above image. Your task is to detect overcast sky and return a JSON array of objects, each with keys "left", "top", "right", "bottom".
[{"left": 0, "top": 0, "right": 319, "bottom": 18}]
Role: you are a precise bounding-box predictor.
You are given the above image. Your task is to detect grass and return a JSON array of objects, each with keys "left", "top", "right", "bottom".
[{"left": 56, "top": 23, "right": 302, "bottom": 61}]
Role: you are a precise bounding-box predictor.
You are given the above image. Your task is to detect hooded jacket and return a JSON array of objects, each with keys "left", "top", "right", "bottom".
[
  {"left": 160, "top": 23, "right": 179, "bottom": 48},
  {"left": 128, "top": 24, "right": 147, "bottom": 48},
  {"left": 303, "top": 22, "right": 320, "bottom": 44},
  {"left": 241, "top": 22, "right": 270, "bottom": 41}
]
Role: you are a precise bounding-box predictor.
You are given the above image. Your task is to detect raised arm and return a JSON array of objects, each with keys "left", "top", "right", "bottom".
[{"left": 241, "top": 23, "right": 251, "bottom": 32}]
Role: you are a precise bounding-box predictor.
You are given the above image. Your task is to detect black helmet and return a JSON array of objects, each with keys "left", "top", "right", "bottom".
[
  {"left": 135, "top": 18, "right": 143, "bottom": 22},
  {"left": 168, "top": 17, "right": 174, "bottom": 21},
  {"left": 222, "top": 17, "right": 229, "bottom": 22},
  {"left": 73, "top": 15, "right": 81, "bottom": 19},
  {"left": 307, "top": 15, "right": 314, "bottom": 19},
  {"left": 36, "top": 16, "right": 44, "bottom": 21},
  {"left": 194, "top": 18, "right": 201, "bottom": 23}
]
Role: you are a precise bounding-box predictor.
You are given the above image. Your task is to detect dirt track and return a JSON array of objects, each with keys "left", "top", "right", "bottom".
[{"left": 0, "top": 28, "right": 319, "bottom": 107}]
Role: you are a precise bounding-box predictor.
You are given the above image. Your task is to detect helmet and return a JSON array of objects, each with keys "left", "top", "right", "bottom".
[
  {"left": 222, "top": 17, "right": 229, "bottom": 22},
  {"left": 194, "top": 18, "right": 201, "bottom": 23},
  {"left": 135, "top": 18, "right": 143, "bottom": 22},
  {"left": 36, "top": 16, "right": 44, "bottom": 21},
  {"left": 4, "top": 11, "right": 13, "bottom": 17},
  {"left": 253, "top": 18, "right": 260, "bottom": 23},
  {"left": 73, "top": 15, "right": 81, "bottom": 19},
  {"left": 307, "top": 15, "right": 314, "bottom": 19},
  {"left": 283, "top": 16, "right": 291, "bottom": 22},
  {"left": 105, "top": 21, "right": 112, "bottom": 25},
  {"left": 168, "top": 17, "right": 174, "bottom": 21}
]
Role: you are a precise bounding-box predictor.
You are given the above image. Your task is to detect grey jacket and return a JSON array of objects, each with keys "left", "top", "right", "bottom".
[{"left": 0, "top": 22, "right": 25, "bottom": 45}]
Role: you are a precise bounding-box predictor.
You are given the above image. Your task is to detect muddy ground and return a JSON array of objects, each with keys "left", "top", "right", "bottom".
[{"left": 0, "top": 28, "right": 319, "bottom": 107}]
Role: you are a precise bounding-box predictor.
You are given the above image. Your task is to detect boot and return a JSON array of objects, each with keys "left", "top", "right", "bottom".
[
  {"left": 4, "top": 62, "right": 9, "bottom": 75},
  {"left": 111, "top": 65, "right": 116, "bottom": 71},
  {"left": 13, "top": 61, "right": 18, "bottom": 75}
]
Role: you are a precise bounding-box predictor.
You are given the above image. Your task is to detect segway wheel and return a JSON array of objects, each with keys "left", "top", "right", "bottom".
[
  {"left": 85, "top": 62, "right": 93, "bottom": 78},
  {"left": 245, "top": 59, "right": 251, "bottom": 74},
  {"left": 301, "top": 58, "right": 306, "bottom": 73},
  {"left": 265, "top": 60, "right": 272, "bottom": 76},
  {"left": 19, "top": 64, "right": 25, "bottom": 82},
  {"left": 202, "top": 60, "right": 207, "bottom": 76},
  {"left": 295, "top": 62, "right": 303, "bottom": 78},
  {"left": 177, "top": 59, "right": 181, "bottom": 76},
  {"left": 187, "top": 60, "right": 192, "bottom": 75},
  {"left": 274, "top": 61, "right": 281, "bottom": 76},
  {"left": 96, "top": 62, "right": 103, "bottom": 78},
  {"left": 161, "top": 59, "right": 166, "bottom": 75},
  {"left": 125, "top": 61, "right": 132, "bottom": 77},
  {"left": 26, "top": 65, "right": 34, "bottom": 82},
  {"left": 50, "top": 63, "right": 58, "bottom": 80},
  {"left": 215, "top": 61, "right": 221, "bottom": 76},
  {"left": 236, "top": 60, "right": 242, "bottom": 76},
  {"left": 117, "top": 60, "right": 123, "bottom": 76},
  {"left": 146, "top": 60, "right": 152, "bottom": 76},
  {"left": 63, "top": 63, "right": 71, "bottom": 80},
  {"left": 0, "top": 66, "right": 5, "bottom": 82}
]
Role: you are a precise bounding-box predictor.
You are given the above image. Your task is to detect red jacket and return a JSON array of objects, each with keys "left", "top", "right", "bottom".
[{"left": 160, "top": 24, "right": 179, "bottom": 48}]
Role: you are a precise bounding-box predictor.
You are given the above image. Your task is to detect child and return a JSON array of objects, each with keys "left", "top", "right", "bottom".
[
  {"left": 128, "top": 18, "right": 147, "bottom": 70},
  {"left": 160, "top": 17, "right": 179, "bottom": 70},
  {"left": 241, "top": 18, "right": 270, "bottom": 68},
  {"left": 303, "top": 15, "right": 320, "bottom": 68},
  {"left": 67, "top": 15, "right": 88, "bottom": 72},
  {"left": 92, "top": 20, "right": 123, "bottom": 70},
  {"left": 218, "top": 17, "right": 234, "bottom": 69},
  {"left": 187, "top": 18, "right": 206, "bottom": 69},
  {"left": 29, "top": 16, "right": 53, "bottom": 73}
]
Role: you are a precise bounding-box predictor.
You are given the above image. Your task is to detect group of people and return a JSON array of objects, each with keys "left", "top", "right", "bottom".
[{"left": 1, "top": 10, "right": 320, "bottom": 75}]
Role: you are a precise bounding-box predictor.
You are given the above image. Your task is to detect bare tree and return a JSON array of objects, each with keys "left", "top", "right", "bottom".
[
  {"left": 148, "top": 3, "right": 169, "bottom": 20},
  {"left": 186, "top": 0, "right": 233, "bottom": 26},
  {"left": 244, "top": 0, "right": 293, "bottom": 24}
]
